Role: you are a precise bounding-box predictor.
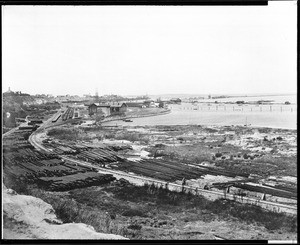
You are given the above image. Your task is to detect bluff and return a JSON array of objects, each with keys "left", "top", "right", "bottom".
[{"left": 2, "top": 185, "right": 128, "bottom": 240}]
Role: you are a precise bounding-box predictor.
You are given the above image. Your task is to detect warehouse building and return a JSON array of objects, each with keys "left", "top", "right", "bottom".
[
  {"left": 109, "top": 102, "right": 128, "bottom": 115},
  {"left": 88, "top": 102, "right": 128, "bottom": 117},
  {"left": 88, "top": 103, "right": 111, "bottom": 116}
]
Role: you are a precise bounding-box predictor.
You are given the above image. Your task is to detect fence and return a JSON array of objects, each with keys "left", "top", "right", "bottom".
[
  {"left": 94, "top": 165, "right": 297, "bottom": 216},
  {"left": 169, "top": 105, "right": 297, "bottom": 113}
]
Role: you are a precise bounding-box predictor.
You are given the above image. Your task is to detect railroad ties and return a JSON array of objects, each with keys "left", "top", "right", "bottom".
[
  {"left": 42, "top": 140, "right": 125, "bottom": 166},
  {"left": 38, "top": 172, "right": 116, "bottom": 192},
  {"left": 3, "top": 128, "right": 117, "bottom": 191},
  {"left": 52, "top": 114, "right": 61, "bottom": 123},
  {"left": 233, "top": 183, "right": 297, "bottom": 200},
  {"left": 61, "top": 107, "right": 74, "bottom": 121},
  {"left": 110, "top": 158, "right": 248, "bottom": 182}
]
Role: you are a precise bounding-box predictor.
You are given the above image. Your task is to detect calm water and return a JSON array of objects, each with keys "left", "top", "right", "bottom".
[
  {"left": 152, "top": 94, "right": 297, "bottom": 104},
  {"left": 196, "top": 94, "right": 297, "bottom": 104},
  {"left": 103, "top": 95, "right": 297, "bottom": 129}
]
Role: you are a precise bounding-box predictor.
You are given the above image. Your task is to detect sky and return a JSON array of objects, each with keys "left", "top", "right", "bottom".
[{"left": 2, "top": 2, "right": 297, "bottom": 96}]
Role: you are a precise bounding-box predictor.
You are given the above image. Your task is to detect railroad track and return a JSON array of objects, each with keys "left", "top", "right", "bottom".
[{"left": 28, "top": 123, "right": 297, "bottom": 215}]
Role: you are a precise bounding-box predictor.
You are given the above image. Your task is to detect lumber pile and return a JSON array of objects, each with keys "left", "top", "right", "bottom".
[{"left": 37, "top": 172, "right": 116, "bottom": 191}]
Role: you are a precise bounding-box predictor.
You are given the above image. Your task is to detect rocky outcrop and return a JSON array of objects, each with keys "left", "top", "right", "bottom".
[{"left": 2, "top": 185, "right": 127, "bottom": 240}]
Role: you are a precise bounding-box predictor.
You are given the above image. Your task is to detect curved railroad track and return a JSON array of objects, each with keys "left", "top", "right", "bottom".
[{"left": 28, "top": 119, "right": 297, "bottom": 215}]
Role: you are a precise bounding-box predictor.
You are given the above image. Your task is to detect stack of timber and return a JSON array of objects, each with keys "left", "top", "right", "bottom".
[
  {"left": 52, "top": 114, "right": 61, "bottom": 123},
  {"left": 42, "top": 141, "right": 125, "bottom": 164},
  {"left": 76, "top": 147, "right": 124, "bottom": 165},
  {"left": 37, "top": 172, "right": 116, "bottom": 191},
  {"left": 112, "top": 158, "right": 248, "bottom": 182},
  {"left": 3, "top": 128, "right": 115, "bottom": 191},
  {"left": 61, "top": 108, "right": 74, "bottom": 121},
  {"left": 233, "top": 183, "right": 297, "bottom": 200}
]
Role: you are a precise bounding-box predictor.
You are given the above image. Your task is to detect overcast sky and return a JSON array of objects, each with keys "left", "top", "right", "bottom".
[{"left": 2, "top": 2, "right": 297, "bottom": 96}]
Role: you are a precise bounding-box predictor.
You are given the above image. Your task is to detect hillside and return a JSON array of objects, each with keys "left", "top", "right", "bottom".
[{"left": 2, "top": 185, "right": 127, "bottom": 240}]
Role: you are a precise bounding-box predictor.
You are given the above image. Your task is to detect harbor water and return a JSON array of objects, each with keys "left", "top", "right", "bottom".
[{"left": 103, "top": 95, "right": 297, "bottom": 129}]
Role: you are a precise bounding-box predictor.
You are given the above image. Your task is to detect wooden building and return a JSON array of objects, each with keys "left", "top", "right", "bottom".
[
  {"left": 109, "top": 102, "right": 128, "bottom": 115},
  {"left": 126, "top": 102, "right": 144, "bottom": 108},
  {"left": 170, "top": 98, "right": 182, "bottom": 104},
  {"left": 88, "top": 102, "right": 128, "bottom": 117},
  {"left": 88, "top": 103, "right": 111, "bottom": 116}
]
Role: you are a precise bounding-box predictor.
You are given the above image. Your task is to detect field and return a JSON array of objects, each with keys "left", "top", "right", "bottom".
[
  {"left": 35, "top": 123, "right": 297, "bottom": 204},
  {"left": 3, "top": 116, "right": 297, "bottom": 240},
  {"left": 24, "top": 180, "right": 297, "bottom": 240}
]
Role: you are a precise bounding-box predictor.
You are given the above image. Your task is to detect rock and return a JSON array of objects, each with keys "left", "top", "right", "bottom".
[
  {"left": 3, "top": 186, "right": 128, "bottom": 240},
  {"left": 6, "top": 188, "right": 17, "bottom": 195}
]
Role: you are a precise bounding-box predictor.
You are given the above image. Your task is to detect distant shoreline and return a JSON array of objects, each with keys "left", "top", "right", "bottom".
[
  {"left": 148, "top": 93, "right": 296, "bottom": 98},
  {"left": 101, "top": 108, "right": 171, "bottom": 124}
]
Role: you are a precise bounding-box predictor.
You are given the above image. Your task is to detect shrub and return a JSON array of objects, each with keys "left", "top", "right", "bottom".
[
  {"left": 122, "top": 209, "right": 147, "bottom": 217},
  {"left": 243, "top": 154, "right": 249, "bottom": 159},
  {"left": 14, "top": 180, "right": 297, "bottom": 237},
  {"left": 127, "top": 224, "right": 142, "bottom": 230},
  {"left": 215, "top": 152, "right": 222, "bottom": 158}
]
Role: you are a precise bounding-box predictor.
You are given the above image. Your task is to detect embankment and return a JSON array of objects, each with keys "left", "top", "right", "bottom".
[
  {"left": 102, "top": 108, "right": 171, "bottom": 124},
  {"left": 2, "top": 185, "right": 128, "bottom": 240}
]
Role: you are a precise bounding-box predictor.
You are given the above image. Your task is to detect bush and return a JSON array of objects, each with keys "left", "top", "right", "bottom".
[
  {"left": 15, "top": 180, "right": 297, "bottom": 237},
  {"left": 47, "top": 128, "right": 81, "bottom": 141},
  {"left": 215, "top": 152, "right": 222, "bottom": 158},
  {"left": 127, "top": 224, "right": 142, "bottom": 230},
  {"left": 122, "top": 209, "right": 147, "bottom": 217},
  {"left": 243, "top": 154, "right": 249, "bottom": 159}
]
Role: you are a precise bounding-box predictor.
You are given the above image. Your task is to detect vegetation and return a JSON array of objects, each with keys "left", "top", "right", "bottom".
[
  {"left": 2, "top": 93, "right": 60, "bottom": 129},
  {"left": 11, "top": 179, "right": 296, "bottom": 240},
  {"left": 111, "top": 131, "right": 150, "bottom": 144},
  {"left": 47, "top": 127, "right": 90, "bottom": 141}
]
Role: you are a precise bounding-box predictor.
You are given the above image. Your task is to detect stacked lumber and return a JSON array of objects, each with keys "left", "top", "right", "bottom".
[
  {"left": 3, "top": 128, "right": 110, "bottom": 192},
  {"left": 76, "top": 148, "right": 123, "bottom": 165},
  {"left": 113, "top": 158, "right": 248, "bottom": 182},
  {"left": 37, "top": 172, "right": 116, "bottom": 191},
  {"left": 52, "top": 114, "right": 61, "bottom": 123},
  {"left": 233, "top": 183, "right": 297, "bottom": 200},
  {"left": 61, "top": 108, "right": 74, "bottom": 121}
]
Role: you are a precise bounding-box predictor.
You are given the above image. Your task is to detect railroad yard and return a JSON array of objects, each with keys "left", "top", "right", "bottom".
[
  {"left": 35, "top": 121, "right": 297, "bottom": 205},
  {"left": 2, "top": 106, "right": 297, "bottom": 240}
]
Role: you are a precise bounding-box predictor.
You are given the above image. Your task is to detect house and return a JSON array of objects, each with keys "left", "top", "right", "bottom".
[
  {"left": 143, "top": 100, "right": 155, "bottom": 108},
  {"left": 158, "top": 101, "right": 167, "bottom": 108},
  {"left": 170, "top": 98, "right": 182, "bottom": 104},
  {"left": 126, "top": 102, "right": 144, "bottom": 108},
  {"left": 88, "top": 103, "right": 111, "bottom": 116},
  {"left": 88, "top": 102, "right": 128, "bottom": 117},
  {"left": 109, "top": 102, "right": 127, "bottom": 115}
]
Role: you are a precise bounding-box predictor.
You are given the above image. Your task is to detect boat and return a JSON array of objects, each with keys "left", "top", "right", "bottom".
[{"left": 123, "top": 119, "right": 133, "bottom": 122}]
